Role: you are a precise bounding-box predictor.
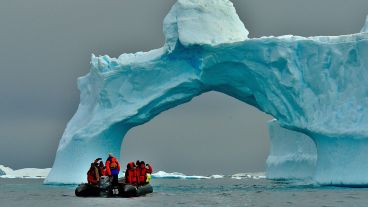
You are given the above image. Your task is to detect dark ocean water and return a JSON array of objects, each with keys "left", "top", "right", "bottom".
[{"left": 0, "top": 178, "right": 368, "bottom": 207}]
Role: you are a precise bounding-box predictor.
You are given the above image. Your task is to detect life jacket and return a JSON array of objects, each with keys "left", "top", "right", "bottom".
[
  {"left": 125, "top": 162, "right": 138, "bottom": 184},
  {"left": 99, "top": 166, "right": 107, "bottom": 176},
  {"left": 137, "top": 163, "right": 147, "bottom": 184},
  {"left": 87, "top": 167, "right": 99, "bottom": 185},
  {"left": 146, "top": 174, "right": 152, "bottom": 183},
  {"left": 106, "top": 157, "right": 120, "bottom": 176}
]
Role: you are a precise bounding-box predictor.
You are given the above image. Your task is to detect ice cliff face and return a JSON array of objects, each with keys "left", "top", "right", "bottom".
[
  {"left": 46, "top": 0, "right": 368, "bottom": 186},
  {"left": 266, "top": 120, "right": 316, "bottom": 179}
]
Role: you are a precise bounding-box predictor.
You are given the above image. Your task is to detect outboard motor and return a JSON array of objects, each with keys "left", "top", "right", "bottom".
[
  {"left": 99, "top": 176, "right": 111, "bottom": 189},
  {"left": 99, "top": 176, "right": 111, "bottom": 197}
]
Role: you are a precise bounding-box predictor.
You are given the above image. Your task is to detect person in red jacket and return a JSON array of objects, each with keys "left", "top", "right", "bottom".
[
  {"left": 93, "top": 158, "right": 106, "bottom": 177},
  {"left": 98, "top": 161, "right": 107, "bottom": 176},
  {"left": 125, "top": 162, "right": 138, "bottom": 185},
  {"left": 146, "top": 163, "right": 153, "bottom": 174},
  {"left": 137, "top": 161, "right": 153, "bottom": 185},
  {"left": 87, "top": 163, "right": 100, "bottom": 185},
  {"left": 105, "top": 153, "right": 120, "bottom": 186},
  {"left": 136, "top": 161, "right": 146, "bottom": 185}
]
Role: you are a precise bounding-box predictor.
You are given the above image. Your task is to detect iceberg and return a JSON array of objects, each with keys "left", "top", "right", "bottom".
[
  {"left": 46, "top": 0, "right": 368, "bottom": 186},
  {"left": 209, "top": 175, "right": 225, "bottom": 179},
  {"left": 0, "top": 165, "right": 51, "bottom": 179},
  {"left": 231, "top": 172, "right": 266, "bottom": 180},
  {"left": 0, "top": 167, "right": 5, "bottom": 176},
  {"left": 361, "top": 15, "right": 368, "bottom": 33},
  {"left": 152, "top": 171, "right": 258, "bottom": 180},
  {"left": 266, "top": 120, "right": 316, "bottom": 179}
]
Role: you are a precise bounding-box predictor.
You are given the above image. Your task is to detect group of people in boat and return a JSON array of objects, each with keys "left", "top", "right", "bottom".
[
  {"left": 126, "top": 160, "right": 153, "bottom": 185},
  {"left": 87, "top": 153, "right": 153, "bottom": 187}
]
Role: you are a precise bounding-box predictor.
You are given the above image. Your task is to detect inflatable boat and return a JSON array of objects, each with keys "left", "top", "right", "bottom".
[{"left": 75, "top": 176, "right": 153, "bottom": 198}]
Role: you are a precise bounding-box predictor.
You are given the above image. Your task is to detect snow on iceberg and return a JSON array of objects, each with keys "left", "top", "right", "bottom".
[
  {"left": 266, "top": 120, "right": 317, "bottom": 179},
  {"left": 164, "top": 0, "right": 248, "bottom": 51},
  {"left": 0, "top": 165, "right": 50, "bottom": 179},
  {"left": 46, "top": 0, "right": 368, "bottom": 186}
]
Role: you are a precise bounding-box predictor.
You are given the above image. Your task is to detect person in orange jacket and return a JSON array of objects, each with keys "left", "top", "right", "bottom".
[
  {"left": 125, "top": 162, "right": 138, "bottom": 185},
  {"left": 137, "top": 161, "right": 153, "bottom": 185},
  {"left": 87, "top": 163, "right": 100, "bottom": 185},
  {"left": 98, "top": 161, "right": 107, "bottom": 176},
  {"left": 93, "top": 158, "right": 106, "bottom": 177},
  {"left": 137, "top": 161, "right": 146, "bottom": 185},
  {"left": 105, "top": 153, "right": 120, "bottom": 186},
  {"left": 146, "top": 163, "right": 153, "bottom": 174}
]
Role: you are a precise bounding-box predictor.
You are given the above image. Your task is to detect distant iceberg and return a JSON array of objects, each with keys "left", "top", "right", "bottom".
[
  {"left": 152, "top": 171, "right": 210, "bottom": 179},
  {"left": 152, "top": 171, "right": 265, "bottom": 180},
  {"left": 151, "top": 171, "right": 267, "bottom": 180},
  {"left": 0, "top": 167, "right": 5, "bottom": 176},
  {"left": 152, "top": 171, "right": 230, "bottom": 179},
  {"left": 361, "top": 15, "right": 368, "bottom": 32},
  {"left": 231, "top": 172, "right": 266, "bottom": 180},
  {"left": 209, "top": 174, "right": 225, "bottom": 179},
  {"left": 0, "top": 165, "right": 51, "bottom": 179}
]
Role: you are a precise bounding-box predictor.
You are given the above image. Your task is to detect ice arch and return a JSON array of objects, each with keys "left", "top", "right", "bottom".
[{"left": 46, "top": 0, "right": 368, "bottom": 185}]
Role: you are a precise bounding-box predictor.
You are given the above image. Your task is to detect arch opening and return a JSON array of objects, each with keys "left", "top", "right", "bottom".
[{"left": 121, "top": 91, "right": 272, "bottom": 176}]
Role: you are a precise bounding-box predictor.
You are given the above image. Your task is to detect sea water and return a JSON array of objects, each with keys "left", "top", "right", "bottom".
[{"left": 1, "top": 178, "right": 367, "bottom": 207}]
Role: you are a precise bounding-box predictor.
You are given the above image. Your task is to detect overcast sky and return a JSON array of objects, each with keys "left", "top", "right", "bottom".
[{"left": 0, "top": 0, "right": 368, "bottom": 175}]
